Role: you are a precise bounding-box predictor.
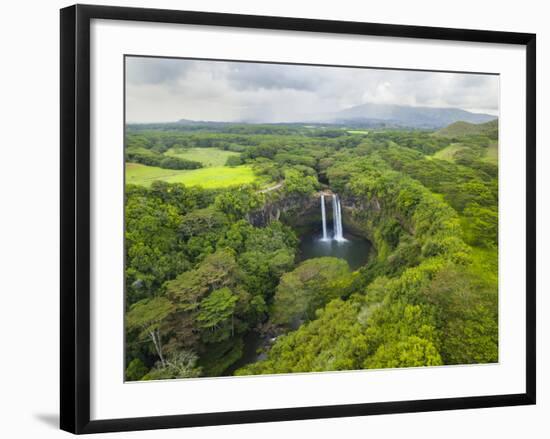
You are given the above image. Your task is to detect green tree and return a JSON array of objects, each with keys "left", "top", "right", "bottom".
[
  {"left": 225, "top": 155, "right": 243, "bottom": 167},
  {"left": 164, "top": 249, "right": 251, "bottom": 351},
  {"left": 165, "top": 249, "right": 240, "bottom": 309},
  {"left": 126, "top": 296, "right": 175, "bottom": 366},
  {"left": 237, "top": 299, "right": 368, "bottom": 375},
  {"left": 196, "top": 287, "right": 239, "bottom": 340},
  {"left": 462, "top": 204, "right": 498, "bottom": 247},
  {"left": 364, "top": 336, "right": 442, "bottom": 369},
  {"left": 272, "top": 257, "right": 352, "bottom": 326},
  {"left": 214, "top": 187, "right": 265, "bottom": 220},
  {"left": 283, "top": 168, "right": 319, "bottom": 196},
  {"left": 420, "top": 264, "right": 498, "bottom": 364},
  {"left": 143, "top": 350, "right": 202, "bottom": 380},
  {"left": 125, "top": 358, "right": 148, "bottom": 381}
]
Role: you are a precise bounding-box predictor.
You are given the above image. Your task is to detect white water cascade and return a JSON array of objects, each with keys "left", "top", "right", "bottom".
[
  {"left": 331, "top": 194, "right": 347, "bottom": 242},
  {"left": 320, "top": 195, "right": 329, "bottom": 241}
]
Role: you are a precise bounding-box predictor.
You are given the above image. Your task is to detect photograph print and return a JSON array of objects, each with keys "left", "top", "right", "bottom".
[{"left": 124, "top": 56, "right": 499, "bottom": 381}]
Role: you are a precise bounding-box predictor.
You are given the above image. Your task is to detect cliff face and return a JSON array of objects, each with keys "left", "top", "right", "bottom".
[
  {"left": 342, "top": 192, "right": 413, "bottom": 235},
  {"left": 338, "top": 194, "right": 381, "bottom": 242},
  {"left": 246, "top": 192, "right": 322, "bottom": 228},
  {"left": 247, "top": 190, "right": 381, "bottom": 230},
  {"left": 341, "top": 193, "right": 381, "bottom": 215}
]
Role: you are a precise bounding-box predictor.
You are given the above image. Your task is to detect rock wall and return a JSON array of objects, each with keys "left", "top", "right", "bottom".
[{"left": 247, "top": 191, "right": 326, "bottom": 228}]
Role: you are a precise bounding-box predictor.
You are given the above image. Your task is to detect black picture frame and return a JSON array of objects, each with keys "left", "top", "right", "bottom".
[{"left": 60, "top": 4, "right": 536, "bottom": 434}]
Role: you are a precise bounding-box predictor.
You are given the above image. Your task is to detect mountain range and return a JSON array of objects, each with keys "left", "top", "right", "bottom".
[
  {"left": 315, "top": 103, "right": 496, "bottom": 129},
  {"left": 178, "top": 103, "right": 497, "bottom": 129}
]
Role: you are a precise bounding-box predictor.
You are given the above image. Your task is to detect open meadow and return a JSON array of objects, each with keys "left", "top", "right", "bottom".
[
  {"left": 126, "top": 163, "right": 257, "bottom": 188},
  {"left": 165, "top": 147, "right": 240, "bottom": 167}
]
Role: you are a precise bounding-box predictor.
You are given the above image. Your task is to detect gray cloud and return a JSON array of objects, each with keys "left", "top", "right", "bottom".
[
  {"left": 126, "top": 57, "right": 194, "bottom": 85},
  {"left": 226, "top": 63, "right": 323, "bottom": 91},
  {"left": 125, "top": 57, "right": 499, "bottom": 123}
]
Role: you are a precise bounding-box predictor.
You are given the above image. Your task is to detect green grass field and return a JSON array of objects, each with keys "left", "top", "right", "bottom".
[
  {"left": 126, "top": 163, "right": 257, "bottom": 188},
  {"left": 347, "top": 130, "right": 369, "bottom": 135},
  {"left": 165, "top": 147, "right": 239, "bottom": 167},
  {"left": 432, "top": 143, "right": 467, "bottom": 162}
]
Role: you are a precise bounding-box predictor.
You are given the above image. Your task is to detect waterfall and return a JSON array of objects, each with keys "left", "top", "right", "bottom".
[
  {"left": 332, "top": 194, "right": 346, "bottom": 242},
  {"left": 320, "top": 195, "right": 328, "bottom": 241},
  {"left": 318, "top": 193, "right": 346, "bottom": 242}
]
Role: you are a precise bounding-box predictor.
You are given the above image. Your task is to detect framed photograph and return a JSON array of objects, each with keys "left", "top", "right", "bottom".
[{"left": 60, "top": 4, "right": 536, "bottom": 434}]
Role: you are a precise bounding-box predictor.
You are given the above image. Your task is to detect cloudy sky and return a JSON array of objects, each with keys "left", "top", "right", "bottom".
[{"left": 125, "top": 56, "right": 499, "bottom": 124}]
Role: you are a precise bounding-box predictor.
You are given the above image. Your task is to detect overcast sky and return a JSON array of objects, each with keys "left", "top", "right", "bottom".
[{"left": 125, "top": 57, "right": 499, "bottom": 124}]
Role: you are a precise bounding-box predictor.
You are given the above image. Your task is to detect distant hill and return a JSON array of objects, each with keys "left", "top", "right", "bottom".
[
  {"left": 435, "top": 119, "right": 499, "bottom": 139},
  {"left": 238, "top": 103, "right": 497, "bottom": 129},
  {"left": 315, "top": 103, "right": 496, "bottom": 129}
]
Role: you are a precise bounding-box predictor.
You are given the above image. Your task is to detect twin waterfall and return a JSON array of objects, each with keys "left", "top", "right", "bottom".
[{"left": 320, "top": 194, "right": 347, "bottom": 242}]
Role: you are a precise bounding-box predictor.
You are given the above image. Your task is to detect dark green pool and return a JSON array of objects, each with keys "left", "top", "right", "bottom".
[{"left": 298, "top": 231, "right": 371, "bottom": 270}]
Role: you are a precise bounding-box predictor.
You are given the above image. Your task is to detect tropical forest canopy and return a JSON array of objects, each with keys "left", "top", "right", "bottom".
[{"left": 124, "top": 119, "right": 498, "bottom": 380}]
